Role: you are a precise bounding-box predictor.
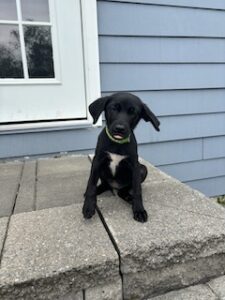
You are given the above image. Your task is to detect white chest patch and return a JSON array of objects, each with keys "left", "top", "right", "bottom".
[{"left": 108, "top": 152, "right": 127, "bottom": 176}]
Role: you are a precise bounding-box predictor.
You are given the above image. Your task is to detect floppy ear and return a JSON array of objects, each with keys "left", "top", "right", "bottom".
[
  {"left": 142, "top": 103, "right": 160, "bottom": 131},
  {"left": 89, "top": 96, "right": 110, "bottom": 124}
]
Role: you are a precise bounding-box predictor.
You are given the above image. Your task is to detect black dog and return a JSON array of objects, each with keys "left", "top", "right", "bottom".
[{"left": 83, "top": 92, "right": 160, "bottom": 222}]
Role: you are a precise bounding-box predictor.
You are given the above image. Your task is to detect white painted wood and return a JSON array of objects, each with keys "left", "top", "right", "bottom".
[
  {"left": 81, "top": 0, "right": 101, "bottom": 127},
  {"left": 16, "top": 0, "right": 29, "bottom": 79},
  {"left": 0, "top": 0, "right": 100, "bottom": 127},
  {"left": 0, "top": 119, "right": 95, "bottom": 133}
]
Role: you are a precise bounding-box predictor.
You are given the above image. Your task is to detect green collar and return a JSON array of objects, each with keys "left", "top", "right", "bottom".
[{"left": 105, "top": 126, "right": 130, "bottom": 144}]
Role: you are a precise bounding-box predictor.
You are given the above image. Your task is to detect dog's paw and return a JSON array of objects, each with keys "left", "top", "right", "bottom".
[
  {"left": 82, "top": 202, "right": 96, "bottom": 219},
  {"left": 133, "top": 209, "right": 148, "bottom": 223}
]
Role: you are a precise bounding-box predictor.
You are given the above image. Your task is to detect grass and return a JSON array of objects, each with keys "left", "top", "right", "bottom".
[{"left": 217, "top": 195, "right": 225, "bottom": 206}]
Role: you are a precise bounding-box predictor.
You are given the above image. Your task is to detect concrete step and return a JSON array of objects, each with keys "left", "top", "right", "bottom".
[
  {"left": 149, "top": 276, "right": 225, "bottom": 300},
  {"left": 0, "top": 204, "right": 121, "bottom": 300},
  {"left": 0, "top": 155, "right": 225, "bottom": 299}
]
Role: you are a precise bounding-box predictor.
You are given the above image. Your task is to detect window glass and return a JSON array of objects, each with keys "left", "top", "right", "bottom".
[
  {"left": 0, "top": 25, "right": 24, "bottom": 78},
  {"left": 0, "top": 0, "right": 17, "bottom": 20},
  {"left": 21, "top": 0, "right": 50, "bottom": 22},
  {"left": 24, "top": 26, "right": 54, "bottom": 78}
]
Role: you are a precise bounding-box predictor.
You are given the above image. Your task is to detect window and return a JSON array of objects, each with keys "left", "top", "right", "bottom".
[
  {"left": 0, "top": 0, "right": 55, "bottom": 80},
  {"left": 0, "top": 0, "right": 100, "bottom": 130}
]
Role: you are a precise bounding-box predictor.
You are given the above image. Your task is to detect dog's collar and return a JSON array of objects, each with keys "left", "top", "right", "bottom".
[{"left": 105, "top": 126, "right": 130, "bottom": 144}]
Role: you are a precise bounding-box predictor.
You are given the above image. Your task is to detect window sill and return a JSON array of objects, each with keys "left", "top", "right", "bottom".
[{"left": 0, "top": 118, "right": 102, "bottom": 135}]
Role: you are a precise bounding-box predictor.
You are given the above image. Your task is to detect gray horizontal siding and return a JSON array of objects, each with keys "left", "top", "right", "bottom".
[
  {"left": 187, "top": 177, "right": 225, "bottom": 197},
  {"left": 135, "top": 113, "right": 225, "bottom": 144},
  {"left": 0, "top": 128, "right": 99, "bottom": 159},
  {"left": 134, "top": 90, "right": 225, "bottom": 116},
  {"left": 138, "top": 139, "right": 202, "bottom": 166},
  {"left": 99, "top": 37, "right": 225, "bottom": 63},
  {"left": 98, "top": 0, "right": 225, "bottom": 197},
  {"left": 103, "top": 90, "right": 225, "bottom": 116},
  {"left": 203, "top": 136, "right": 225, "bottom": 159},
  {"left": 101, "top": 0, "right": 225, "bottom": 11},
  {"left": 100, "top": 64, "right": 225, "bottom": 91},
  {"left": 98, "top": 1, "right": 225, "bottom": 37},
  {"left": 159, "top": 158, "right": 225, "bottom": 182}
]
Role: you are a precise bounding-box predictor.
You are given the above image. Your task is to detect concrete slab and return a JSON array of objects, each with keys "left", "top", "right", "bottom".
[
  {"left": 0, "top": 161, "right": 23, "bottom": 217},
  {"left": 36, "top": 173, "right": 89, "bottom": 209},
  {"left": 0, "top": 203, "right": 119, "bottom": 300},
  {"left": 99, "top": 196, "right": 225, "bottom": 272},
  {"left": 14, "top": 161, "right": 36, "bottom": 214},
  {"left": 149, "top": 284, "right": 217, "bottom": 300},
  {"left": 122, "top": 254, "right": 225, "bottom": 299},
  {"left": 142, "top": 179, "right": 225, "bottom": 219},
  {"left": 139, "top": 157, "right": 175, "bottom": 184},
  {"left": 98, "top": 193, "right": 225, "bottom": 299},
  {"left": 36, "top": 156, "right": 90, "bottom": 209},
  {"left": 63, "top": 290, "right": 83, "bottom": 300},
  {"left": 91, "top": 155, "right": 225, "bottom": 218},
  {"left": 0, "top": 161, "right": 23, "bottom": 178},
  {"left": 208, "top": 275, "right": 225, "bottom": 299},
  {"left": 38, "top": 155, "right": 90, "bottom": 176},
  {"left": 85, "top": 278, "right": 122, "bottom": 300},
  {"left": 0, "top": 218, "right": 9, "bottom": 257},
  {"left": 137, "top": 158, "right": 225, "bottom": 220}
]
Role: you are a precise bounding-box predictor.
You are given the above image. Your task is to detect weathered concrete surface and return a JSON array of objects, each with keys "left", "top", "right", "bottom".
[
  {"left": 62, "top": 290, "right": 83, "bottom": 300},
  {"left": 149, "top": 284, "right": 217, "bottom": 300},
  {"left": 98, "top": 172, "right": 225, "bottom": 299},
  {"left": 14, "top": 160, "right": 36, "bottom": 214},
  {"left": 85, "top": 278, "right": 122, "bottom": 300},
  {"left": 122, "top": 253, "right": 225, "bottom": 299},
  {"left": 208, "top": 275, "right": 225, "bottom": 299},
  {"left": 139, "top": 157, "right": 174, "bottom": 184},
  {"left": 0, "top": 218, "right": 8, "bottom": 256},
  {"left": 36, "top": 156, "right": 90, "bottom": 209},
  {"left": 0, "top": 161, "right": 23, "bottom": 217},
  {"left": 0, "top": 203, "right": 119, "bottom": 300},
  {"left": 98, "top": 197, "right": 225, "bottom": 272},
  {"left": 140, "top": 159, "right": 225, "bottom": 219},
  {"left": 1, "top": 155, "right": 225, "bottom": 299}
]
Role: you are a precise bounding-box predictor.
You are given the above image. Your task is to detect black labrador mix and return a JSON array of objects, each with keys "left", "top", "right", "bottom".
[{"left": 83, "top": 92, "right": 160, "bottom": 222}]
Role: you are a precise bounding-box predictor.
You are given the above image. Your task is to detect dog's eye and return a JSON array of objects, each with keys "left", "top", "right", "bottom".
[{"left": 128, "top": 107, "right": 135, "bottom": 115}]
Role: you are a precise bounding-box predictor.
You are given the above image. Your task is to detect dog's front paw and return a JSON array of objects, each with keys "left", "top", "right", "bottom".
[
  {"left": 82, "top": 201, "right": 96, "bottom": 219},
  {"left": 133, "top": 209, "right": 148, "bottom": 223}
]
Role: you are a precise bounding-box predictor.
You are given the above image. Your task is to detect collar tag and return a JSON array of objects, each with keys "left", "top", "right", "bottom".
[{"left": 105, "top": 127, "right": 130, "bottom": 144}]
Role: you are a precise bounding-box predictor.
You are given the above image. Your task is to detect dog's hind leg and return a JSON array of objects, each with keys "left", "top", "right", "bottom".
[
  {"left": 96, "top": 181, "right": 112, "bottom": 195},
  {"left": 140, "top": 163, "right": 148, "bottom": 183},
  {"left": 118, "top": 186, "right": 133, "bottom": 204}
]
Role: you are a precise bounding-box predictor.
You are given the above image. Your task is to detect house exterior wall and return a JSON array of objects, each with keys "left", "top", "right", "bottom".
[{"left": 1, "top": 0, "right": 225, "bottom": 197}]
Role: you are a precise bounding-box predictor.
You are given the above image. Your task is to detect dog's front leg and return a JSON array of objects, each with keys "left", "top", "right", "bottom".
[
  {"left": 132, "top": 162, "right": 148, "bottom": 223},
  {"left": 83, "top": 157, "right": 100, "bottom": 219}
]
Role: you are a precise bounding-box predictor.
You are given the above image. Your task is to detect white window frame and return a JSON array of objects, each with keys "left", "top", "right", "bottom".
[
  {"left": 0, "top": 0, "right": 101, "bottom": 133},
  {"left": 0, "top": 0, "right": 61, "bottom": 85}
]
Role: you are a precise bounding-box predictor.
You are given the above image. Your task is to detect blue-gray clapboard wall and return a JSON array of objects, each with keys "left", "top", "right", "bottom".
[
  {"left": 98, "top": 0, "right": 225, "bottom": 197},
  {"left": 0, "top": 0, "right": 225, "bottom": 197}
]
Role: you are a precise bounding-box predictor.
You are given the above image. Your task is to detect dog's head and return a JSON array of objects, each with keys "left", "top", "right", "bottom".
[{"left": 89, "top": 93, "right": 160, "bottom": 141}]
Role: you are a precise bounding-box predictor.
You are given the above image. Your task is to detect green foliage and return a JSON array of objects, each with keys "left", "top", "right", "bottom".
[{"left": 217, "top": 195, "right": 225, "bottom": 206}]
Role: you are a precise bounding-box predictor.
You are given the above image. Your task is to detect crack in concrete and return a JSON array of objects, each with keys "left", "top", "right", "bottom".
[
  {"left": 96, "top": 205, "right": 124, "bottom": 300},
  {"left": 0, "top": 161, "right": 25, "bottom": 268},
  {"left": 205, "top": 282, "right": 221, "bottom": 300},
  {"left": 34, "top": 160, "right": 38, "bottom": 211}
]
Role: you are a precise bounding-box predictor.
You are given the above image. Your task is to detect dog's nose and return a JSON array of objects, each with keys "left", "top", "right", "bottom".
[{"left": 115, "top": 124, "right": 126, "bottom": 133}]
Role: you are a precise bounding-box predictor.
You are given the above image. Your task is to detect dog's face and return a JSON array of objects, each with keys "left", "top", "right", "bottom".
[{"left": 89, "top": 93, "right": 160, "bottom": 141}]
